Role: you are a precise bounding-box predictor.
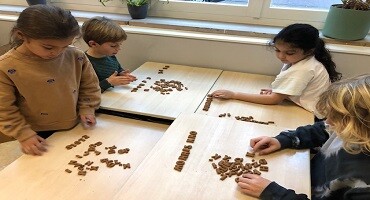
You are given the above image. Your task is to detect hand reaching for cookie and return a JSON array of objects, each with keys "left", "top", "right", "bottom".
[
  {"left": 20, "top": 135, "right": 48, "bottom": 156},
  {"left": 250, "top": 136, "right": 281, "bottom": 155},
  {"left": 210, "top": 90, "right": 236, "bottom": 99},
  {"left": 107, "top": 71, "right": 136, "bottom": 86}
]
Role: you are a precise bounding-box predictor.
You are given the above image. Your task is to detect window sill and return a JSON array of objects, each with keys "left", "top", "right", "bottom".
[{"left": 0, "top": 5, "right": 369, "bottom": 52}]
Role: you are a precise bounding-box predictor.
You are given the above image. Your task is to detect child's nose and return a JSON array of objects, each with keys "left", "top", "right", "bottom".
[{"left": 277, "top": 52, "right": 285, "bottom": 59}]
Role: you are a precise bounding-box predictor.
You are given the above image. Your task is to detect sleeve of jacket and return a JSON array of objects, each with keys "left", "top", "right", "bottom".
[
  {"left": 260, "top": 182, "right": 309, "bottom": 200},
  {"left": 0, "top": 70, "right": 36, "bottom": 141},
  {"left": 78, "top": 55, "right": 101, "bottom": 115},
  {"left": 344, "top": 187, "right": 370, "bottom": 200},
  {"left": 99, "top": 78, "right": 112, "bottom": 93},
  {"left": 275, "top": 121, "right": 329, "bottom": 149}
]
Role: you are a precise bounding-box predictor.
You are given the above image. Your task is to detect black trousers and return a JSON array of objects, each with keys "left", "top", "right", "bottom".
[{"left": 36, "top": 130, "right": 55, "bottom": 139}]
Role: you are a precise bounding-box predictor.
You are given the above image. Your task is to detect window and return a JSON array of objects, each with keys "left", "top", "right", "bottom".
[
  {"left": 271, "top": 0, "right": 338, "bottom": 9},
  {"left": 2, "top": 0, "right": 342, "bottom": 28},
  {"left": 150, "top": 0, "right": 341, "bottom": 27}
]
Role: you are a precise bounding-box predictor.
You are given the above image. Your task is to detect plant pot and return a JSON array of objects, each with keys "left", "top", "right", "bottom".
[
  {"left": 26, "top": 0, "right": 47, "bottom": 5},
  {"left": 322, "top": 4, "right": 370, "bottom": 41},
  {"left": 127, "top": 4, "right": 148, "bottom": 19}
]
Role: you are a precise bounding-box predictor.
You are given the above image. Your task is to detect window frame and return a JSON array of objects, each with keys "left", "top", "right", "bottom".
[{"left": 2, "top": 0, "right": 336, "bottom": 28}]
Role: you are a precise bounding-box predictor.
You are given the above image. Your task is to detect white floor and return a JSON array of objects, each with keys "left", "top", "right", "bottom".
[{"left": 0, "top": 141, "right": 22, "bottom": 171}]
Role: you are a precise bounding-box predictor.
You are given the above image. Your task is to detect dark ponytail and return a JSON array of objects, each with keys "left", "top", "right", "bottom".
[
  {"left": 314, "top": 39, "right": 342, "bottom": 82},
  {"left": 273, "top": 23, "right": 342, "bottom": 82}
]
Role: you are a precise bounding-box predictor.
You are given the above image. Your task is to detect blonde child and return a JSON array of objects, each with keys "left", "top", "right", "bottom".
[
  {"left": 0, "top": 5, "right": 101, "bottom": 155},
  {"left": 81, "top": 16, "right": 136, "bottom": 93},
  {"left": 238, "top": 74, "right": 370, "bottom": 199},
  {"left": 211, "top": 24, "right": 341, "bottom": 119}
]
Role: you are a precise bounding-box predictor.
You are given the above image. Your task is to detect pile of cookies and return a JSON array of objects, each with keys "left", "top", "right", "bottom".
[
  {"left": 131, "top": 77, "right": 188, "bottom": 95},
  {"left": 209, "top": 152, "right": 269, "bottom": 182},
  {"left": 151, "top": 79, "right": 188, "bottom": 95},
  {"left": 64, "top": 139, "right": 132, "bottom": 176}
]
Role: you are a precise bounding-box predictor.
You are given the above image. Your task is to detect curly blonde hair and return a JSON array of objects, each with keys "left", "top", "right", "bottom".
[{"left": 316, "top": 74, "right": 370, "bottom": 154}]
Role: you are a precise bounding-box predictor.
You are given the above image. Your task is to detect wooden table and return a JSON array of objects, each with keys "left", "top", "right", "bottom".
[
  {"left": 0, "top": 114, "right": 168, "bottom": 200},
  {"left": 100, "top": 62, "right": 222, "bottom": 120},
  {"left": 196, "top": 71, "right": 314, "bottom": 129},
  {"left": 114, "top": 113, "right": 311, "bottom": 200}
]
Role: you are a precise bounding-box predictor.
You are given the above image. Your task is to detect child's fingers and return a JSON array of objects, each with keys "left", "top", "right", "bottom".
[
  {"left": 110, "top": 71, "right": 118, "bottom": 76},
  {"left": 242, "top": 173, "right": 259, "bottom": 179},
  {"left": 29, "top": 144, "right": 43, "bottom": 156},
  {"left": 88, "top": 117, "right": 96, "bottom": 125},
  {"left": 252, "top": 139, "right": 270, "bottom": 152},
  {"left": 212, "top": 92, "right": 223, "bottom": 98},
  {"left": 117, "top": 77, "right": 135, "bottom": 85},
  {"left": 35, "top": 141, "right": 48, "bottom": 152},
  {"left": 80, "top": 115, "right": 96, "bottom": 128},
  {"left": 250, "top": 137, "right": 263, "bottom": 148},
  {"left": 85, "top": 117, "right": 96, "bottom": 126},
  {"left": 37, "top": 135, "right": 48, "bottom": 145},
  {"left": 258, "top": 147, "right": 274, "bottom": 155}
]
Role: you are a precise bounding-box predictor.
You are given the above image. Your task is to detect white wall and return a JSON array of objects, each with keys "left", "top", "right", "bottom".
[{"left": 1, "top": 20, "right": 369, "bottom": 78}]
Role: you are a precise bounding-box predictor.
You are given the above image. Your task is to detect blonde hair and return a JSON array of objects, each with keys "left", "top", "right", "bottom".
[
  {"left": 81, "top": 16, "right": 127, "bottom": 46},
  {"left": 316, "top": 74, "right": 370, "bottom": 154}
]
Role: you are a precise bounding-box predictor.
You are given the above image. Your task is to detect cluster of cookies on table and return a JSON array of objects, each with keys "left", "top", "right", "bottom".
[
  {"left": 202, "top": 94, "right": 275, "bottom": 125},
  {"left": 210, "top": 152, "right": 268, "bottom": 183},
  {"left": 173, "top": 131, "right": 269, "bottom": 183},
  {"left": 218, "top": 113, "right": 275, "bottom": 125},
  {"left": 130, "top": 65, "right": 188, "bottom": 95},
  {"left": 64, "top": 135, "right": 131, "bottom": 176}
]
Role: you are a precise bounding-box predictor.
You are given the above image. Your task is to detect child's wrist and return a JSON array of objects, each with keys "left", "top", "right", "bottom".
[{"left": 106, "top": 78, "right": 113, "bottom": 86}]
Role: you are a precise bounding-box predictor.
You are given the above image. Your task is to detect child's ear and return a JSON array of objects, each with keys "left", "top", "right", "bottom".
[
  {"left": 14, "top": 31, "right": 25, "bottom": 41},
  {"left": 88, "top": 40, "right": 98, "bottom": 47}
]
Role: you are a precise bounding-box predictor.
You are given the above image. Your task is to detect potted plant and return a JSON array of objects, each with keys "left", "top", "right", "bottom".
[
  {"left": 99, "top": 0, "right": 149, "bottom": 19},
  {"left": 322, "top": 0, "right": 370, "bottom": 41},
  {"left": 26, "top": 0, "right": 47, "bottom": 5}
]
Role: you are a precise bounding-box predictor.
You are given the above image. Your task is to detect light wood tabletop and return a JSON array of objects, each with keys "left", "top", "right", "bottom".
[
  {"left": 0, "top": 114, "right": 168, "bottom": 200},
  {"left": 100, "top": 62, "right": 222, "bottom": 120},
  {"left": 114, "top": 113, "right": 310, "bottom": 200},
  {"left": 196, "top": 71, "right": 314, "bottom": 129}
]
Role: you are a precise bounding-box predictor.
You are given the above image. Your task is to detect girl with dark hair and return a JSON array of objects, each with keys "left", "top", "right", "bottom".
[
  {"left": 0, "top": 5, "right": 101, "bottom": 155},
  {"left": 211, "top": 24, "right": 341, "bottom": 119}
]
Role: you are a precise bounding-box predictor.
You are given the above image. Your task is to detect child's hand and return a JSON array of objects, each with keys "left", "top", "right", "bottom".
[
  {"left": 20, "top": 135, "right": 48, "bottom": 156},
  {"left": 107, "top": 71, "right": 135, "bottom": 86},
  {"left": 211, "top": 90, "right": 235, "bottom": 99},
  {"left": 238, "top": 173, "right": 272, "bottom": 198},
  {"left": 80, "top": 114, "right": 96, "bottom": 128},
  {"left": 124, "top": 74, "right": 137, "bottom": 82},
  {"left": 250, "top": 136, "right": 281, "bottom": 155},
  {"left": 260, "top": 89, "right": 272, "bottom": 95},
  {"left": 118, "top": 69, "right": 131, "bottom": 75},
  {"left": 119, "top": 70, "right": 137, "bottom": 82}
]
